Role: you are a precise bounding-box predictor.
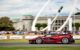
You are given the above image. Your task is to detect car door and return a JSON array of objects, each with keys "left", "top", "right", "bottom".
[{"left": 45, "top": 36, "right": 56, "bottom": 43}]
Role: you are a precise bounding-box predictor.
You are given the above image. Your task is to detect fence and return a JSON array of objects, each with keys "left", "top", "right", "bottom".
[{"left": 0, "top": 35, "right": 80, "bottom": 40}]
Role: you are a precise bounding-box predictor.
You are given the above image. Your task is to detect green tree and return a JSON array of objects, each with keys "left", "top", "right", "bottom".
[
  {"left": 73, "top": 23, "right": 80, "bottom": 31},
  {"left": 41, "top": 23, "right": 47, "bottom": 28},
  {"left": 35, "top": 23, "right": 47, "bottom": 30},
  {"left": 75, "top": 12, "right": 80, "bottom": 15},
  {"left": 0, "top": 16, "right": 14, "bottom": 31},
  {"left": 35, "top": 23, "right": 42, "bottom": 30}
]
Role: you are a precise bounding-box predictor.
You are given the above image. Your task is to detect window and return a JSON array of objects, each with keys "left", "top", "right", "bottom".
[
  {"left": 55, "top": 27, "right": 57, "bottom": 30},
  {"left": 55, "top": 20, "right": 57, "bottom": 23}
]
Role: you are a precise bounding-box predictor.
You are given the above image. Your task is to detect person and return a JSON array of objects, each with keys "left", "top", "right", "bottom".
[{"left": 44, "top": 30, "right": 47, "bottom": 34}]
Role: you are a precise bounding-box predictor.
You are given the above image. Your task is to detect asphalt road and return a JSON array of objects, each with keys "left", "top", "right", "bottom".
[{"left": 0, "top": 43, "right": 80, "bottom": 47}]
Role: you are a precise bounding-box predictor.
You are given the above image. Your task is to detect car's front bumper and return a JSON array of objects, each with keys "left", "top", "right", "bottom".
[{"left": 69, "top": 38, "right": 75, "bottom": 43}]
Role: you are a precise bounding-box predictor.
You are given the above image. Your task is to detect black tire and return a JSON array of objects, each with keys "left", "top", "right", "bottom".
[
  {"left": 35, "top": 38, "right": 42, "bottom": 44},
  {"left": 61, "top": 38, "right": 69, "bottom": 44}
]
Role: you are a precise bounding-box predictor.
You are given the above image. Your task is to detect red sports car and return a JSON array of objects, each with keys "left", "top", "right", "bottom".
[{"left": 29, "top": 32, "right": 75, "bottom": 44}]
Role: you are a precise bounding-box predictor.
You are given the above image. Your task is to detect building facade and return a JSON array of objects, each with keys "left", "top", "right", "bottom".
[{"left": 13, "top": 15, "right": 80, "bottom": 31}]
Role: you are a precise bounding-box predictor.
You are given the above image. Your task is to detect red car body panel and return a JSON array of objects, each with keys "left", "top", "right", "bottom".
[{"left": 29, "top": 34, "right": 74, "bottom": 44}]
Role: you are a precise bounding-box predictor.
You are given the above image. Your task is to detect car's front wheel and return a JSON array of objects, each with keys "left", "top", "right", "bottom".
[
  {"left": 35, "top": 38, "right": 42, "bottom": 44},
  {"left": 61, "top": 38, "right": 69, "bottom": 44}
]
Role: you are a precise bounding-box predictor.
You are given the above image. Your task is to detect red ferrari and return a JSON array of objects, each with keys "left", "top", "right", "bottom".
[{"left": 29, "top": 32, "right": 75, "bottom": 44}]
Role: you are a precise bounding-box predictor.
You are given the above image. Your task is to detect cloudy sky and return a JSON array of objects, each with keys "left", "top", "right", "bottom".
[{"left": 0, "top": 0, "right": 80, "bottom": 19}]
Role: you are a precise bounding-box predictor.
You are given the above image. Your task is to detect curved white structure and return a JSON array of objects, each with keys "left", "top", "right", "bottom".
[
  {"left": 69, "top": 17, "right": 72, "bottom": 31},
  {"left": 41, "top": 7, "right": 63, "bottom": 31},
  {"left": 56, "top": 0, "right": 78, "bottom": 31},
  {"left": 47, "top": 18, "right": 51, "bottom": 31},
  {"left": 31, "top": 0, "right": 50, "bottom": 31},
  {"left": 41, "top": 13, "right": 60, "bottom": 31}
]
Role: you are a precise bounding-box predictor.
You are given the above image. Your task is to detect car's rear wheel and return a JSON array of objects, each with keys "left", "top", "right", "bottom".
[
  {"left": 35, "top": 38, "right": 42, "bottom": 44},
  {"left": 61, "top": 38, "right": 69, "bottom": 44}
]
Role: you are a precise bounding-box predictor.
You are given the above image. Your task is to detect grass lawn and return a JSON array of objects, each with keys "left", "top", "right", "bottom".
[
  {"left": 0, "top": 39, "right": 28, "bottom": 43},
  {"left": 0, "top": 46, "right": 80, "bottom": 50},
  {"left": 75, "top": 40, "right": 80, "bottom": 44}
]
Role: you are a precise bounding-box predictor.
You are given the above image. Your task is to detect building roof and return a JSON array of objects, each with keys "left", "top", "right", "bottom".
[
  {"left": 21, "top": 15, "right": 33, "bottom": 20},
  {"left": 13, "top": 15, "right": 80, "bottom": 22}
]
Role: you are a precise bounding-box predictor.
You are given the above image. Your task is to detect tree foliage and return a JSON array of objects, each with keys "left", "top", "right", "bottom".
[
  {"left": 0, "top": 16, "right": 14, "bottom": 31},
  {"left": 35, "top": 23, "right": 42, "bottom": 30},
  {"left": 75, "top": 12, "right": 80, "bottom": 15},
  {"left": 73, "top": 23, "right": 80, "bottom": 31},
  {"left": 35, "top": 23, "right": 47, "bottom": 30},
  {"left": 41, "top": 23, "right": 47, "bottom": 28}
]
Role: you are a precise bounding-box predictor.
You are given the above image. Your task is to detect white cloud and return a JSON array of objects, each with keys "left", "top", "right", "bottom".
[
  {"left": 0, "top": 0, "right": 80, "bottom": 19},
  {"left": 8, "top": 0, "right": 24, "bottom": 4}
]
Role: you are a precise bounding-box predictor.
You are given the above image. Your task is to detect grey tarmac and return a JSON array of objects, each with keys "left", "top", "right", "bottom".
[{"left": 0, "top": 43, "right": 80, "bottom": 47}]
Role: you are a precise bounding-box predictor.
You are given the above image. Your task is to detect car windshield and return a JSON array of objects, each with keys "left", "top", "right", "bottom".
[
  {"left": 44, "top": 32, "right": 57, "bottom": 36},
  {"left": 45, "top": 31, "right": 71, "bottom": 36}
]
